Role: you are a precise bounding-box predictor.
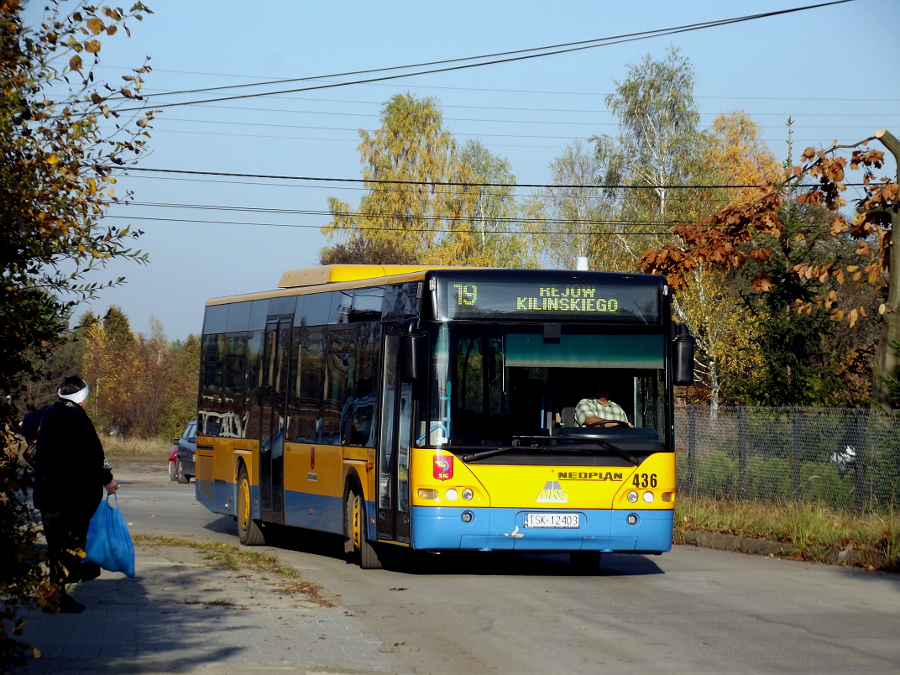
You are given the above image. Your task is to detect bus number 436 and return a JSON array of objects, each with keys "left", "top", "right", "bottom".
[{"left": 632, "top": 473, "right": 657, "bottom": 488}]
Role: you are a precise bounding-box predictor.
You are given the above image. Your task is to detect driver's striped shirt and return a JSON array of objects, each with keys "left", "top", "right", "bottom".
[{"left": 575, "top": 398, "right": 630, "bottom": 426}]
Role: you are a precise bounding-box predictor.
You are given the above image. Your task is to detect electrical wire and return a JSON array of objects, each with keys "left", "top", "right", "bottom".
[
  {"left": 126, "top": 200, "right": 681, "bottom": 226},
  {"left": 119, "top": 174, "right": 754, "bottom": 208},
  {"left": 126, "top": 166, "right": 874, "bottom": 191},
  {"left": 118, "top": 1, "right": 856, "bottom": 111},
  {"left": 138, "top": 124, "right": 858, "bottom": 152},
  {"left": 96, "top": 57, "right": 899, "bottom": 105},
  {"left": 118, "top": 93, "right": 898, "bottom": 118},
  {"left": 101, "top": 213, "right": 676, "bottom": 236},
  {"left": 154, "top": 113, "right": 895, "bottom": 133}
]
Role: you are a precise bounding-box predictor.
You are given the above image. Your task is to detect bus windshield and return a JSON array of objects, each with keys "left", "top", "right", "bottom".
[{"left": 419, "top": 323, "right": 668, "bottom": 450}]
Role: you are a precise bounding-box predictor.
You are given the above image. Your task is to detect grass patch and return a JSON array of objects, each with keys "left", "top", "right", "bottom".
[
  {"left": 133, "top": 535, "right": 336, "bottom": 606},
  {"left": 102, "top": 436, "right": 169, "bottom": 460},
  {"left": 178, "top": 598, "right": 235, "bottom": 606},
  {"left": 676, "top": 496, "right": 899, "bottom": 569}
]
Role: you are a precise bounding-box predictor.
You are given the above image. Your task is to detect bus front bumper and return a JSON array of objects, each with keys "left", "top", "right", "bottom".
[{"left": 409, "top": 506, "right": 673, "bottom": 553}]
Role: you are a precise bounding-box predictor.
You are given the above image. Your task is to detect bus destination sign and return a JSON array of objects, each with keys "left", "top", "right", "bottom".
[{"left": 438, "top": 278, "right": 660, "bottom": 323}]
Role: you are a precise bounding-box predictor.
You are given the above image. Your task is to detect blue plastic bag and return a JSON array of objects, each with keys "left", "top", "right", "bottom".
[{"left": 83, "top": 494, "right": 135, "bottom": 578}]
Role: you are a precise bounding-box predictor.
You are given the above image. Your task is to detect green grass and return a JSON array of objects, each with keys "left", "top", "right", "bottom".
[
  {"left": 102, "top": 436, "right": 170, "bottom": 460},
  {"left": 178, "top": 597, "right": 235, "bottom": 606},
  {"left": 676, "top": 496, "right": 900, "bottom": 569}
]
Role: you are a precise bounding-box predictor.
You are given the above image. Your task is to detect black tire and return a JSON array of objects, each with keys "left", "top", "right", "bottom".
[
  {"left": 176, "top": 459, "right": 190, "bottom": 484},
  {"left": 345, "top": 485, "right": 381, "bottom": 569},
  {"left": 570, "top": 550, "right": 601, "bottom": 571},
  {"left": 168, "top": 460, "right": 177, "bottom": 481},
  {"left": 237, "top": 464, "right": 265, "bottom": 546}
]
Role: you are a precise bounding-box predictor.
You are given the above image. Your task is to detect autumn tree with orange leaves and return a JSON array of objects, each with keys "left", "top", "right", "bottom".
[
  {"left": 640, "top": 129, "right": 899, "bottom": 408},
  {"left": 0, "top": 1, "right": 154, "bottom": 667}
]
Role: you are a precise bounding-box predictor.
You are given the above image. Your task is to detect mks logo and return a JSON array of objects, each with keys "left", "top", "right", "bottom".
[{"left": 537, "top": 481, "right": 568, "bottom": 503}]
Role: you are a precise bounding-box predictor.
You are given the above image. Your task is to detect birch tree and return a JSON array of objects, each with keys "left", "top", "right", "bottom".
[
  {"left": 522, "top": 139, "right": 614, "bottom": 269},
  {"left": 323, "top": 94, "right": 535, "bottom": 268}
]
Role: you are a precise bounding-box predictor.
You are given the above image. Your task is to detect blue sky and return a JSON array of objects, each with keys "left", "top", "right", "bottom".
[{"left": 26, "top": 0, "right": 900, "bottom": 339}]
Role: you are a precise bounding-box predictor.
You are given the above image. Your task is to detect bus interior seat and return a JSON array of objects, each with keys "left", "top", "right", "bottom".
[{"left": 559, "top": 406, "right": 577, "bottom": 428}]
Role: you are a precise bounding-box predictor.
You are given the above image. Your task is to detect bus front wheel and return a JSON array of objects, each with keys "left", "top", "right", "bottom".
[
  {"left": 237, "top": 464, "right": 265, "bottom": 546},
  {"left": 345, "top": 486, "right": 381, "bottom": 569}
]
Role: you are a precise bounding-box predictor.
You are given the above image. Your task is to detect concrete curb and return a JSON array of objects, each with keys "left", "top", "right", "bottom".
[{"left": 677, "top": 530, "right": 889, "bottom": 569}]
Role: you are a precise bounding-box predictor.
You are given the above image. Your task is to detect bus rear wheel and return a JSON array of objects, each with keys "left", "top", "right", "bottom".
[
  {"left": 345, "top": 486, "right": 381, "bottom": 569},
  {"left": 237, "top": 464, "right": 265, "bottom": 546}
]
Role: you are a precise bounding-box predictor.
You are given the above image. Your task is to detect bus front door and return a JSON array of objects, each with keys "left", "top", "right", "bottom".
[
  {"left": 259, "top": 316, "right": 291, "bottom": 525},
  {"left": 376, "top": 331, "right": 412, "bottom": 544}
]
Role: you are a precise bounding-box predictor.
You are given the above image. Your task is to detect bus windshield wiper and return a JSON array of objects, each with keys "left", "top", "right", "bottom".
[
  {"left": 458, "top": 446, "right": 521, "bottom": 462},
  {"left": 594, "top": 439, "right": 640, "bottom": 465},
  {"left": 555, "top": 438, "right": 639, "bottom": 465}
]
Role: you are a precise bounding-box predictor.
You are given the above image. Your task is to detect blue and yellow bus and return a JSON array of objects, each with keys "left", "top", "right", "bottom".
[{"left": 195, "top": 265, "right": 693, "bottom": 568}]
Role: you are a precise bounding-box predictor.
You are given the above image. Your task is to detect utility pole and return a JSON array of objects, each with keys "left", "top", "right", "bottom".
[{"left": 870, "top": 128, "right": 900, "bottom": 410}]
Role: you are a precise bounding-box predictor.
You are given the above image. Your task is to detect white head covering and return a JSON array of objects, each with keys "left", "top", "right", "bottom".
[{"left": 59, "top": 380, "right": 90, "bottom": 404}]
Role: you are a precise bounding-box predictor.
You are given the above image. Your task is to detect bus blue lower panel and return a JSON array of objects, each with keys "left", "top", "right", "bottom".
[
  {"left": 195, "top": 478, "right": 216, "bottom": 512},
  {"left": 283, "top": 491, "right": 345, "bottom": 535},
  {"left": 194, "top": 478, "right": 234, "bottom": 517},
  {"left": 410, "top": 507, "right": 673, "bottom": 553},
  {"left": 196, "top": 482, "right": 368, "bottom": 539}
]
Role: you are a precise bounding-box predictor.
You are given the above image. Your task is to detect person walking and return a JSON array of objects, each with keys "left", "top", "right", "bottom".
[{"left": 21, "top": 376, "right": 118, "bottom": 613}]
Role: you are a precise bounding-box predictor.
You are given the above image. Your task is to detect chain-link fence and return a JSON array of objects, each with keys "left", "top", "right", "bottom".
[{"left": 675, "top": 405, "right": 900, "bottom": 513}]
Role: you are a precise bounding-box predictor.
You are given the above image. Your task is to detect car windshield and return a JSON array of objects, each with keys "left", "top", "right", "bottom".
[{"left": 417, "top": 324, "right": 668, "bottom": 450}]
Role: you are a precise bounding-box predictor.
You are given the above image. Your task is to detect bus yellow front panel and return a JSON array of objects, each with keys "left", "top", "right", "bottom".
[{"left": 410, "top": 448, "right": 675, "bottom": 511}]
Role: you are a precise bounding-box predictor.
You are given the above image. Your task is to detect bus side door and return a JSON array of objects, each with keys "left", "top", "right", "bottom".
[
  {"left": 259, "top": 316, "right": 291, "bottom": 525},
  {"left": 376, "top": 329, "right": 412, "bottom": 543}
]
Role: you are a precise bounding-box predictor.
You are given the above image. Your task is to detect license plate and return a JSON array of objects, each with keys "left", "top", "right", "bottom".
[{"left": 523, "top": 513, "right": 580, "bottom": 529}]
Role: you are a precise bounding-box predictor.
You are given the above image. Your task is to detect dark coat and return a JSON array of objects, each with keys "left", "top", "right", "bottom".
[{"left": 23, "top": 401, "right": 113, "bottom": 517}]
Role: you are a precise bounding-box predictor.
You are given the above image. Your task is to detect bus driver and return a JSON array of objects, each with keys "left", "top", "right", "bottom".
[{"left": 575, "top": 385, "right": 634, "bottom": 428}]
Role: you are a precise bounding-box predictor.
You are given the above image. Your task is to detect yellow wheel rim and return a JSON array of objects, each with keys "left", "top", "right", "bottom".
[
  {"left": 239, "top": 476, "right": 251, "bottom": 531},
  {"left": 351, "top": 492, "right": 362, "bottom": 551}
]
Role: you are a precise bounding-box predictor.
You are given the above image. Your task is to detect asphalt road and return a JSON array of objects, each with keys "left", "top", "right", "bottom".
[{"left": 118, "top": 460, "right": 900, "bottom": 674}]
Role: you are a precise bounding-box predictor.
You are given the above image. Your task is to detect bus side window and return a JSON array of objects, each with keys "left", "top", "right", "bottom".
[
  {"left": 323, "top": 328, "right": 354, "bottom": 445},
  {"left": 294, "top": 326, "right": 324, "bottom": 443},
  {"left": 344, "top": 322, "right": 379, "bottom": 447}
]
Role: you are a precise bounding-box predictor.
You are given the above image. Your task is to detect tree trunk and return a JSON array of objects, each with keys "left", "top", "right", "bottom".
[{"left": 871, "top": 129, "right": 900, "bottom": 410}]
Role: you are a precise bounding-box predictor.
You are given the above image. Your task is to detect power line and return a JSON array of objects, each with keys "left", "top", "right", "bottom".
[
  {"left": 102, "top": 213, "right": 675, "bottom": 236},
  {"left": 126, "top": 166, "right": 781, "bottom": 190},
  {"left": 118, "top": 175, "right": 747, "bottom": 206},
  {"left": 139, "top": 125, "right": 862, "bottom": 153},
  {"left": 126, "top": 93, "right": 898, "bottom": 118},
  {"left": 97, "top": 66, "right": 900, "bottom": 104},
  {"left": 155, "top": 113, "right": 895, "bottom": 133},
  {"left": 127, "top": 200, "right": 682, "bottom": 226},
  {"left": 126, "top": 166, "right": 876, "bottom": 191},
  {"left": 125, "top": 4, "right": 847, "bottom": 100},
  {"left": 119, "top": 1, "right": 855, "bottom": 111}
]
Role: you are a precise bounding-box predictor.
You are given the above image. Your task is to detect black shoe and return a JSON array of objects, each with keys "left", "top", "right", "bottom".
[{"left": 44, "top": 593, "right": 85, "bottom": 614}]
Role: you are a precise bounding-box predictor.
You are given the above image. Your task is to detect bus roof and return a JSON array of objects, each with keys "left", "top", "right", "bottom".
[
  {"left": 206, "top": 265, "right": 667, "bottom": 311},
  {"left": 206, "top": 265, "right": 462, "bottom": 307},
  {"left": 278, "top": 264, "right": 461, "bottom": 289}
]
